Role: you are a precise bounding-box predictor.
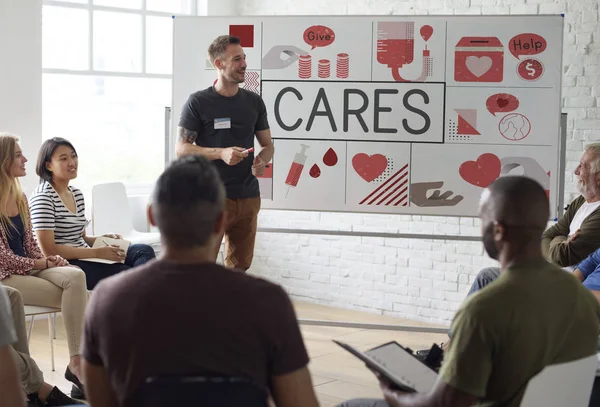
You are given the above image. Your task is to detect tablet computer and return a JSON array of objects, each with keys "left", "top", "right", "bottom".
[{"left": 333, "top": 340, "right": 417, "bottom": 393}]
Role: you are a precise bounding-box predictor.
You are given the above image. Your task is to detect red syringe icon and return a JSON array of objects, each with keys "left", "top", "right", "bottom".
[{"left": 285, "top": 144, "right": 310, "bottom": 198}]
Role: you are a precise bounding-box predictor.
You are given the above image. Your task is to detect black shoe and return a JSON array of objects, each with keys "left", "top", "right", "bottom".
[
  {"left": 64, "top": 366, "right": 86, "bottom": 400},
  {"left": 44, "top": 386, "right": 84, "bottom": 406},
  {"left": 414, "top": 349, "right": 430, "bottom": 363},
  {"left": 27, "top": 393, "right": 43, "bottom": 407},
  {"left": 70, "top": 385, "right": 84, "bottom": 400}
]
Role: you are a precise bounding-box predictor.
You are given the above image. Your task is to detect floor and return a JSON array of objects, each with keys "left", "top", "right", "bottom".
[{"left": 27, "top": 301, "right": 448, "bottom": 407}]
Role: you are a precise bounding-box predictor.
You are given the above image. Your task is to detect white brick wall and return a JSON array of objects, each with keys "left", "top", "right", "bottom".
[{"left": 238, "top": 0, "right": 600, "bottom": 326}]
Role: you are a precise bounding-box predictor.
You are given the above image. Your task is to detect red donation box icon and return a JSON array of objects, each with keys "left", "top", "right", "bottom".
[{"left": 454, "top": 37, "right": 504, "bottom": 82}]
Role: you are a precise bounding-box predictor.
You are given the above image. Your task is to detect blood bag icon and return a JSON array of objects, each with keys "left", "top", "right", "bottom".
[{"left": 376, "top": 21, "right": 433, "bottom": 82}]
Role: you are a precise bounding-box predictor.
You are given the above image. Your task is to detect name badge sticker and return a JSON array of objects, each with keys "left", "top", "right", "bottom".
[{"left": 214, "top": 117, "right": 231, "bottom": 129}]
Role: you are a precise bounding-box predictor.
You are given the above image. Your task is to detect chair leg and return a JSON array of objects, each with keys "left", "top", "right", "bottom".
[
  {"left": 219, "top": 243, "right": 225, "bottom": 265},
  {"left": 48, "top": 314, "right": 55, "bottom": 372},
  {"left": 27, "top": 316, "right": 34, "bottom": 343},
  {"left": 53, "top": 313, "right": 57, "bottom": 339}
]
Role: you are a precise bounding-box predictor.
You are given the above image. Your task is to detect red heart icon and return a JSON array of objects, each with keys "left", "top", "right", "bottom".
[
  {"left": 352, "top": 153, "right": 388, "bottom": 182},
  {"left": 497, "top": 98, "right": 509, "bottom": 108},
  {"left": 459, "top": 153, "right": 501, "bottom": 188}
]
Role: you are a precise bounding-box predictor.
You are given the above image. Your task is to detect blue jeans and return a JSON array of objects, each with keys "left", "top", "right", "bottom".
[
  {"left": 69, "top": 243, "right": 156, "bottom": 290},
  {"left": 466, "top": 267, "right": 501, "bottom": 297}
]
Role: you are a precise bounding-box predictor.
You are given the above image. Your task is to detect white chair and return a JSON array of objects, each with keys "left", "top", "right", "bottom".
[
  {"left": 519, "top": 354, "right": 598, "bottom": 407},
  {"left": 24, "top": 305, "right": 60, "bottom": 372},
  {"left": 91, "top": 182, "right": 161, "bottom": 250}
]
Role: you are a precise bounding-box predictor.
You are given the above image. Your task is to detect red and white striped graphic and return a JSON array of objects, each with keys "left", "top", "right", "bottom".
[
  {"left": 318, "top": 59, "right": 330, "bottom": 79},
  {"left": 298, "top": 54, "right": 311, "bottom": 79},
  {"left": 242, "top": 71, "right": 260, "bottom": 94},
  {"left": 336, "top": 53, "right": 349, "bottom": 78},
  {"left": 359, "top": 164, "right": 409, "bottom": 206}
]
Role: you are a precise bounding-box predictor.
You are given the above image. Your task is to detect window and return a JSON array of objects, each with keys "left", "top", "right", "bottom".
[
  {"left": 42, "top": 0, "right": 198, "bottom": 190},
  {"left": 147, "top": 0, "right": 195, "bottom": 14},
  {"left": 43, "top": 74, "right": 171, "bottom": 186},
  {"left": 93, "top": 11, "right": 143, "bottom": 72},
  {"left": 146, "top": 16, "right": 173, "bottom": 75},
  {"left": 42, "top": 6, "right": 89, "bottom": 70},
  {"left": 93, "top": 0, "right": 141, "bottom": 9}
]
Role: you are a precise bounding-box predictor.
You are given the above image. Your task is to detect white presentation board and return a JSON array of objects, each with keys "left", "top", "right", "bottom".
[{"left": 172, "top": 15, "right": 564, "bottom": 218}]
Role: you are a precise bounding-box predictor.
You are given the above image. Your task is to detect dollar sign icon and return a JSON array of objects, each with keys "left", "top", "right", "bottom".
[{"left": 518, "top": 58, "right": 543, "bottom": 81}]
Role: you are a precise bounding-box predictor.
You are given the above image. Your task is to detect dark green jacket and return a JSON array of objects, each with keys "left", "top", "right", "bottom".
[{"left": 542, "top": 196, "right": 600, "bottom": 267}]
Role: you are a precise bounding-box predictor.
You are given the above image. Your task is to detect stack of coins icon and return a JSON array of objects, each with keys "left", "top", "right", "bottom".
[
  {"left": 298, "top": 54, "right": 312, "bottom": 79},
  {"left": 318, "top": 59, "right": 330, "bottom": 78},
  {"left": 336, "top": 53, "right": 349, "bottom": 78}
]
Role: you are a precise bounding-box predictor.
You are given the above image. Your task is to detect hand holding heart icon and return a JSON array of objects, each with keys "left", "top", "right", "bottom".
[{"left": 410, "top": 181, "right": 464, "bottom": 207}]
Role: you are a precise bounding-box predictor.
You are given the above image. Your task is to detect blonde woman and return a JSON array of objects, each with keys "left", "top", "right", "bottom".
[{"left": 0, "top": 134, "right": 88, "bottom": 399}]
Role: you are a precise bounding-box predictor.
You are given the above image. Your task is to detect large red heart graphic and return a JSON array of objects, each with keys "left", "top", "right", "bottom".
[
  {"left": 497, "top": 98, "right": 509, "bottom": 108},
  {"left": 459, "top": 153, "right": 501, "bottom": 188},
  {"left": 352, "top": 153, "right": 388, "bottom": 182}
]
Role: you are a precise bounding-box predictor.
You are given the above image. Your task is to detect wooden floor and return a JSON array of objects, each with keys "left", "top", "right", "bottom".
[{"left": 27, "top": 301, "right": 448, "bottom": 407}]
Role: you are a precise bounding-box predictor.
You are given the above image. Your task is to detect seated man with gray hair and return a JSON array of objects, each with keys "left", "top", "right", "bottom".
[{"left": 467, "top": 142, "right": 600, "bottom": 298}]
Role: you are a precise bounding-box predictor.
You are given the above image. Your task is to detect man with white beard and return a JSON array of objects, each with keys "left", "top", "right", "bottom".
[{"left": 462, "top": 142, "right": 600, "bottom": 299}]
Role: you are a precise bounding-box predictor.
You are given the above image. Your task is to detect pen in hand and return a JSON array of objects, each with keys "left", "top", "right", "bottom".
[{"left": 101, "top": 239, "right": 125, "bottom": 260}]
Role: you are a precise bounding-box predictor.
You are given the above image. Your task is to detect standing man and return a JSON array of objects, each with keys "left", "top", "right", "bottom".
[{"left": 176, "top": 35, "right": 274, "bottom": 271}]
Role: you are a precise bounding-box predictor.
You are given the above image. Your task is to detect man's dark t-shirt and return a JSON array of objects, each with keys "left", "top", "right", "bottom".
[
  {"left": 81, "top": 260, "right": 309, "bottom": 407},
  {"left": 178, "top": 87, "right": 270, "bottom": 199}
]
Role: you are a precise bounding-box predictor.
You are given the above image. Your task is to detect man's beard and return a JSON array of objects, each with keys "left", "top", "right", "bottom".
[
  {"left": 226, "top": 71, "right": 245, "bottom": 84},
  {"left": 577, "top": 177, "right": 598, "bottom": 200},
  {"left": 482, "top": 223, "right": 500, "bottom": 260}
]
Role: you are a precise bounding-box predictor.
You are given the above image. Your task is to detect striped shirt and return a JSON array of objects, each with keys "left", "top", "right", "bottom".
[{"left": 29, "top": 182, "right": 89, "bottom": 248}]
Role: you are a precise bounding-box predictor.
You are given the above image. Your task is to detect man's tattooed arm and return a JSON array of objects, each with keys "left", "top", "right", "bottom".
[
  {"left": 178, "top": 126, "right": 198, "bottom": 144},
  {"left": 175, "top": 126, "right": 223, "bottom": 160}
]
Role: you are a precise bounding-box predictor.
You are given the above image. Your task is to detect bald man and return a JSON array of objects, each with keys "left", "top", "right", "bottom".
[{"left": 338, "top": 176, "right": 600, "bottom": 407}]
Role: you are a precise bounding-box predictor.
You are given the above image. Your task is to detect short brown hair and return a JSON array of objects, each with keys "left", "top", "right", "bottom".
[{"left": 208, "top": 35, "right": 241, "bottom": 64}]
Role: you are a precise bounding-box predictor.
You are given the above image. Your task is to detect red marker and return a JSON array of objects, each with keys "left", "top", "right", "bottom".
[{"left": 242, "top": 147, "right": 254, "bottom": 154}]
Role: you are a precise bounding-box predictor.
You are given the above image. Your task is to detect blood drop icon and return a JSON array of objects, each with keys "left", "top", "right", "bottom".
[
  {"left": 323, "top": 148, "right": 338, "bottom": 166},
  {"left": 309, "top": 164, "right": 321, "bottom": 178}
]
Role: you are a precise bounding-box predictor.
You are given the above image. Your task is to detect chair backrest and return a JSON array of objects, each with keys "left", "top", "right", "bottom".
[
  {"left": 519, "top": 354, "right": 597, "bottom": 407},
  {"left": 91, "top": 182, "right": 134, "bottom": 236},
  {"left": 136, "top": 375, "right": 268, "bottom": 407}
]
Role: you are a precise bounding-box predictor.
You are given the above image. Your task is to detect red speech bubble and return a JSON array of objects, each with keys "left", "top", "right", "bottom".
[
  {"left": 509, "top": 33, "right": 547, "bottom": 59},
  {"left": 486, "top": 93, "right": 519, "bottom": 116},
  {"left": 303, "top": 25, "right": 335, "bottom": 50}
]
